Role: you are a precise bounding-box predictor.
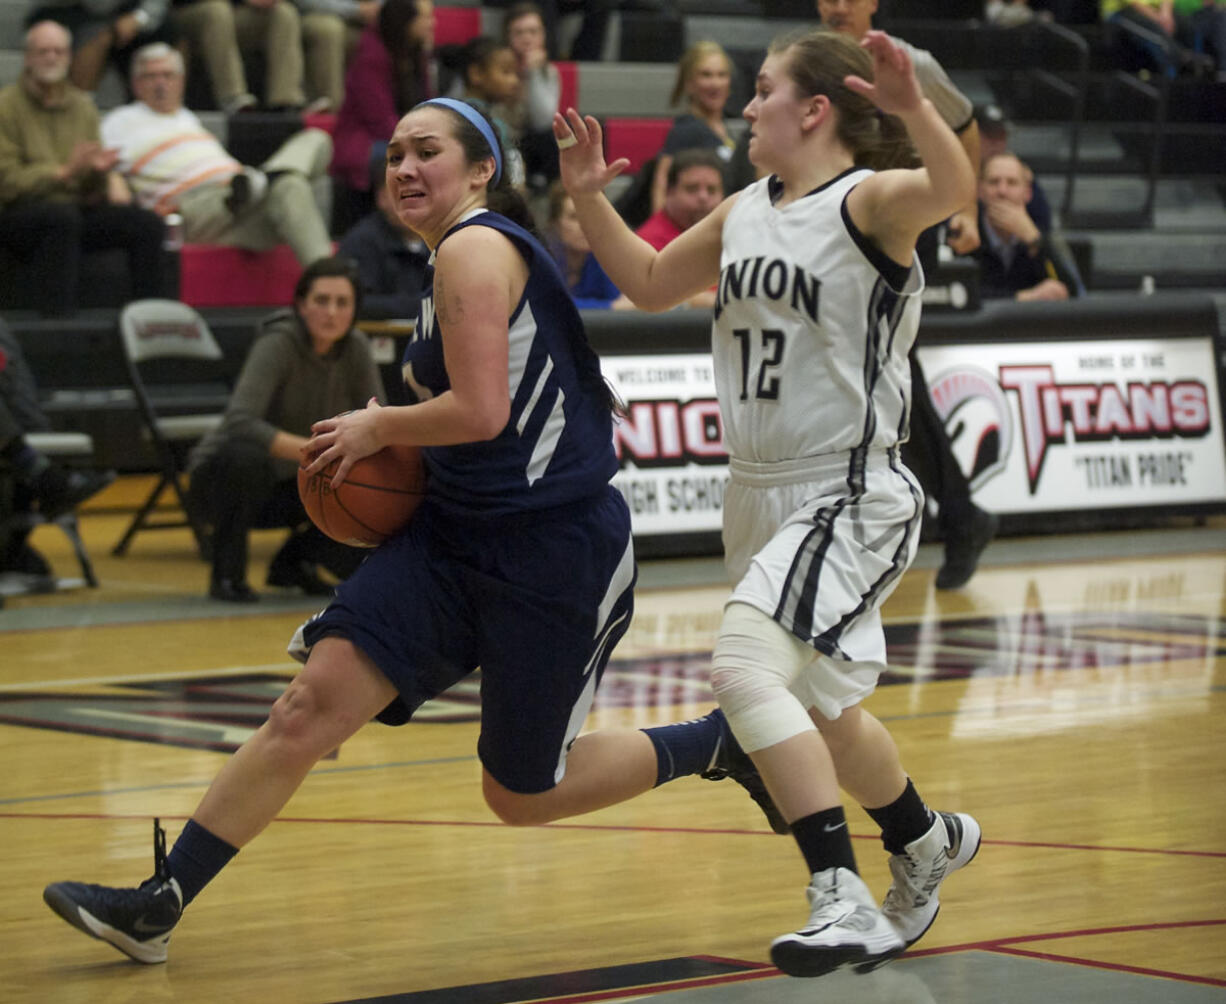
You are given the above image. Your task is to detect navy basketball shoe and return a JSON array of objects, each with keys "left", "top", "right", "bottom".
[
  {"left": 44, "top": 818, "right": 183, "bottom": 964},
  {"left": 701, "top": 708, "right": 790, "bottom": 834}
]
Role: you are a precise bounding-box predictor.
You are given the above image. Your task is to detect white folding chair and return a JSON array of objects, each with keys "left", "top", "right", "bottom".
[{"left": 113, "top": 299, "right": 228, "bottom": 558}]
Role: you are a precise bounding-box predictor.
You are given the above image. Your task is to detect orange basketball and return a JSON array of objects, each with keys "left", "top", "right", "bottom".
[{"left": 298, "top": 444, "right": 427, "bottom": 547}]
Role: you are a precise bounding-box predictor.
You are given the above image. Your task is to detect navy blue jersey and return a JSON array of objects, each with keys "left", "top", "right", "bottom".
[{"left": 401, "top": 210, "right": 619, "bottom": 516}]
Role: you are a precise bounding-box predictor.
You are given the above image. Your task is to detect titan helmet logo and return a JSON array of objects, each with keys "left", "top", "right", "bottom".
[
  {"left": 928, "top": 366, "right": 1014, "bottom": 492},
  {"left": 928, "top": 363, "right": 1212, "bottom": 494}
]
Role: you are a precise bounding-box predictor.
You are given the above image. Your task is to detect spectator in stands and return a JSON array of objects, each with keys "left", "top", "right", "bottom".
[
  {"left": 1176, "top": 0, "right": 1226, "bottom": 76},
  {"left": 1101, "top": 0, "right": 1213, "bottom": 77},
  {"left": 0, "top": 22, "right": 166, "bottom": 316},
  {"left": 171, "top": 0, "right": 307, "bottom": 113},
  {"left": 294, "top": 0, "right": 380, "bottom": 112},
  {"left": 331, "top": 0, "right": 435, "bottom": 227},
  {"left": 25, "top": 0, "right": 177, "bottom": 93},
  {"left": 0, "top": 318, "right": 114, "bottom": 580},
  {"left": 486, "top": 0, "right": 614, "bottom": 61},
  {"left": 986, "top": 0, "right": 1044, "bottom": 26},
  {"left": 187, "top": 255, "right": 384, "bottom": 603},
  {"left": 974, "top": 102, "right": 1052, "bottom": 231},
  {"left": 438, "top": 36, "right": 526, "bottom": 188},
  {"left": 101, "top": 43, "right": 333, "bottom": 267},
  {"left": 818, "top": 0, "right": 996, "bottom": 590},
  {"left": 337, "top": 158, "right": 430, "bottom": 320},
  {"left": 544, "top": 181, "right": 631, "bottom": 310},
  {"left": 973, "top": 103, "right": 1087, "bottom": 294},
  {"left": 635, "top": 148, "right": 724, "bottom": 309},
  {"left": 973, "top": 152, "right": 1082, "bottom": 301},
  {"left": 650, "top": 40, "right": 735, "bottom": 214},
  {"left": 502, "top": 2, "right": 562, "bottom": 191}
]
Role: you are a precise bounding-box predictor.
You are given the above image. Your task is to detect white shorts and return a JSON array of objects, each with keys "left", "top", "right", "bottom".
[{"left": 722, "top": 448, "right": 922, "bottom": 718}]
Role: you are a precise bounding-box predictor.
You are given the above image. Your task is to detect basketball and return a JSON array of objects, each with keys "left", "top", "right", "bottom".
[{"left": 298, "top": 444, "right": 427, "bottom": 547}]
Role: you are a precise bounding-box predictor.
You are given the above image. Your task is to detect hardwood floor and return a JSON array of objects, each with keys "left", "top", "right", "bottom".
[{"left": 2, "top": 482, "right": 1223, "bottom": 1002}]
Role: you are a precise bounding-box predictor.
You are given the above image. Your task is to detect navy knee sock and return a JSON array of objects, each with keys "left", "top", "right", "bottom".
[
  {"left": 642, "top": 710, "right": 726, "bottom": 787},
  {"left": 166, "top": 819, "right": 239, "bottom": 907},
  {"left": 864, "top": 779, "right": 935, "bottom": 855}
]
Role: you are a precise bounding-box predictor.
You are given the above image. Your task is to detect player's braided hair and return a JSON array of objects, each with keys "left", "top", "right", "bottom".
[{"left": 770, "top": 28, "right": 918, "bottom": 172}]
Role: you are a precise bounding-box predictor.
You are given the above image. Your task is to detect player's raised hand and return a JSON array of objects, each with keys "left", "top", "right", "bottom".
[
  {"left": 553, "top": 108, "right": 630, "bottom": 197},
  {"left": 844, "top": 30, "right": 923, "bottom": 118}
]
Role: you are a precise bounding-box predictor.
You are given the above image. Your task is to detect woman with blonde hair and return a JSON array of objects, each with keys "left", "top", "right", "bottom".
[{"left": 649, "top": 39, "right": 735, "bottom": 214}]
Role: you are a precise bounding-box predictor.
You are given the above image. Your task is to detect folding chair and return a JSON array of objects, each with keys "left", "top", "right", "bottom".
[
  {"left": 112, "top": 299, "right": 229, "bottom": 558},
  {"left": 24, "top": 431, "right": 105, "bottom": 586},
  {"left": 0, "top": 432, "right": 106, "bottom": 603}
]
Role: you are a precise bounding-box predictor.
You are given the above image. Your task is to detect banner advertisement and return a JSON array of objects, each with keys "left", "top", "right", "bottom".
[
  {"left": 604, "top": 353, "right": 727, "bottom": 536},
  {"left": 915, "top": 336, "right": 1226, "bottom": 513}
]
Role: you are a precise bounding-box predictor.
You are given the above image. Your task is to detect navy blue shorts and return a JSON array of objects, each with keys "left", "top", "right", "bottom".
[{"left": 292, "top": 486, "right": 636, "bottom": 794}]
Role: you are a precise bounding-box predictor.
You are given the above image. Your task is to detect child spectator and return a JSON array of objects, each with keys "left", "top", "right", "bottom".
[
  {"left": 502, "top": 2, "right": 561, "bottom": 191},
  {"left": 439, "top": 35, "right": 525, "bottom": 188},
  {"left": 544, "top": 181, "right": 630, "bottom": 310}
]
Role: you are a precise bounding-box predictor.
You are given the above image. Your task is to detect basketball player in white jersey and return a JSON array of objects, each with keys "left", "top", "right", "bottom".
[{"left": 556, "top": 29, "right": 982, "bottom": 978}]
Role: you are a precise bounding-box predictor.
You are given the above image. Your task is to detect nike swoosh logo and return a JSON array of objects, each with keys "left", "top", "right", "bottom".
[
  {"left": 823, "top": 822, "right": 847, "bottom": 833},
  {"left": 132, "top": 916, "right": 174, "bottom": 935}
]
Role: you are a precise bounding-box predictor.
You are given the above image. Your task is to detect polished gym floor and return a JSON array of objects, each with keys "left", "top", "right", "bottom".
[{"left": 1, "top": 479, "right": 1223, "bottom": 1003}]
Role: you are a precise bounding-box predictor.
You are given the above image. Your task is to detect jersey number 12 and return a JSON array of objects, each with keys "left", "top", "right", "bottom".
[{"left": 733, "top": 328, "right": 785, "bottom": 401}]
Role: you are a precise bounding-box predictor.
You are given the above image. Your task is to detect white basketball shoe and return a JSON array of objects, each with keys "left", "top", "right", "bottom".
[
  {"left": 770, "top": 867, "right": 905, "bottom": 978},
  {"left": 881, "top": 811, "right": 982, "bottom": 947}
]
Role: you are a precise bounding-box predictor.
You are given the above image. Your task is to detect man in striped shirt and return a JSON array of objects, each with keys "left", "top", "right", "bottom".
[{"left": 101, "top": 42, "right": 333, "bottom": 266}]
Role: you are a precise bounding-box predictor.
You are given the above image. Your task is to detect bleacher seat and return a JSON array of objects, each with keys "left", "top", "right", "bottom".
[
  {"left": 556, "top": 61, "right": 578, "bottom": 116},
  {"left": 178, "top": 245, "right": 302, "bottom": 308},
  {"left": 601, "top": 117, "right": 672, "bottom": 175},
  {"left": 434, "top": 6, "right": 482, "bottom": 47},
  {"left": 303, "top": 110, "right": 338, "bottom": 136}
]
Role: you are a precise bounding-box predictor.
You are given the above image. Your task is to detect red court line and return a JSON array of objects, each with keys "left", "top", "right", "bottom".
[
  {"left": 974, "top": 836, "right": 1226, "bottom": 859},
  {"left": 910, "top": 918, "right": 1226, "bottom": 988},
  {"left": 993, "top": 945, "right": 1226, "bottom": 988},
  {"left": 3, "top": 810, "right": 1225, "bottom": 859}
]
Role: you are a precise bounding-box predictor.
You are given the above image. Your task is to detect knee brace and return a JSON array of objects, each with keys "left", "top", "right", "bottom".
[{"left": 709, "top": 602, "right": 817, "bottom": 753}]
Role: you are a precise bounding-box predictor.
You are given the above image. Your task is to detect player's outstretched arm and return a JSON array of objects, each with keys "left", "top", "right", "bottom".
[{"left": 554, "top": 108, "right": 724, "bottom": 312}]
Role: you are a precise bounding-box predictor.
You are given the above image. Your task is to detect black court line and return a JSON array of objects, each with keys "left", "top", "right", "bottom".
[{"left": 338, "top": 955, "right": 775, "bottom": 1004}]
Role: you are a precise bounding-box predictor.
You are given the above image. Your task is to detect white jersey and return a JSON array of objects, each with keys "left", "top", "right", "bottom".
[{"left": 713, "top": 168, "right": 924, "bottom": 466}]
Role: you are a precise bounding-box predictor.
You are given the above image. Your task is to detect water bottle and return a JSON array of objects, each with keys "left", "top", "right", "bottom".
[{"left": 163, "top": 212, "right": 184, "bottom": 252}]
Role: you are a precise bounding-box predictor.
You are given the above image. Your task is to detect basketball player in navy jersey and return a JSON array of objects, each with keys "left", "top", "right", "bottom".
[
  {"left": 42, "top": 97, "right": 782, "bottom": 966},
  {"left": 556, "top": 29, "right": 982, "bottom": 977}
]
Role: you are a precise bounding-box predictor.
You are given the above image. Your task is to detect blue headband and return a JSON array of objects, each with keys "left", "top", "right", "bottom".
[{"left": 416, "top": 97, "right": 503, "bottom": 186}]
